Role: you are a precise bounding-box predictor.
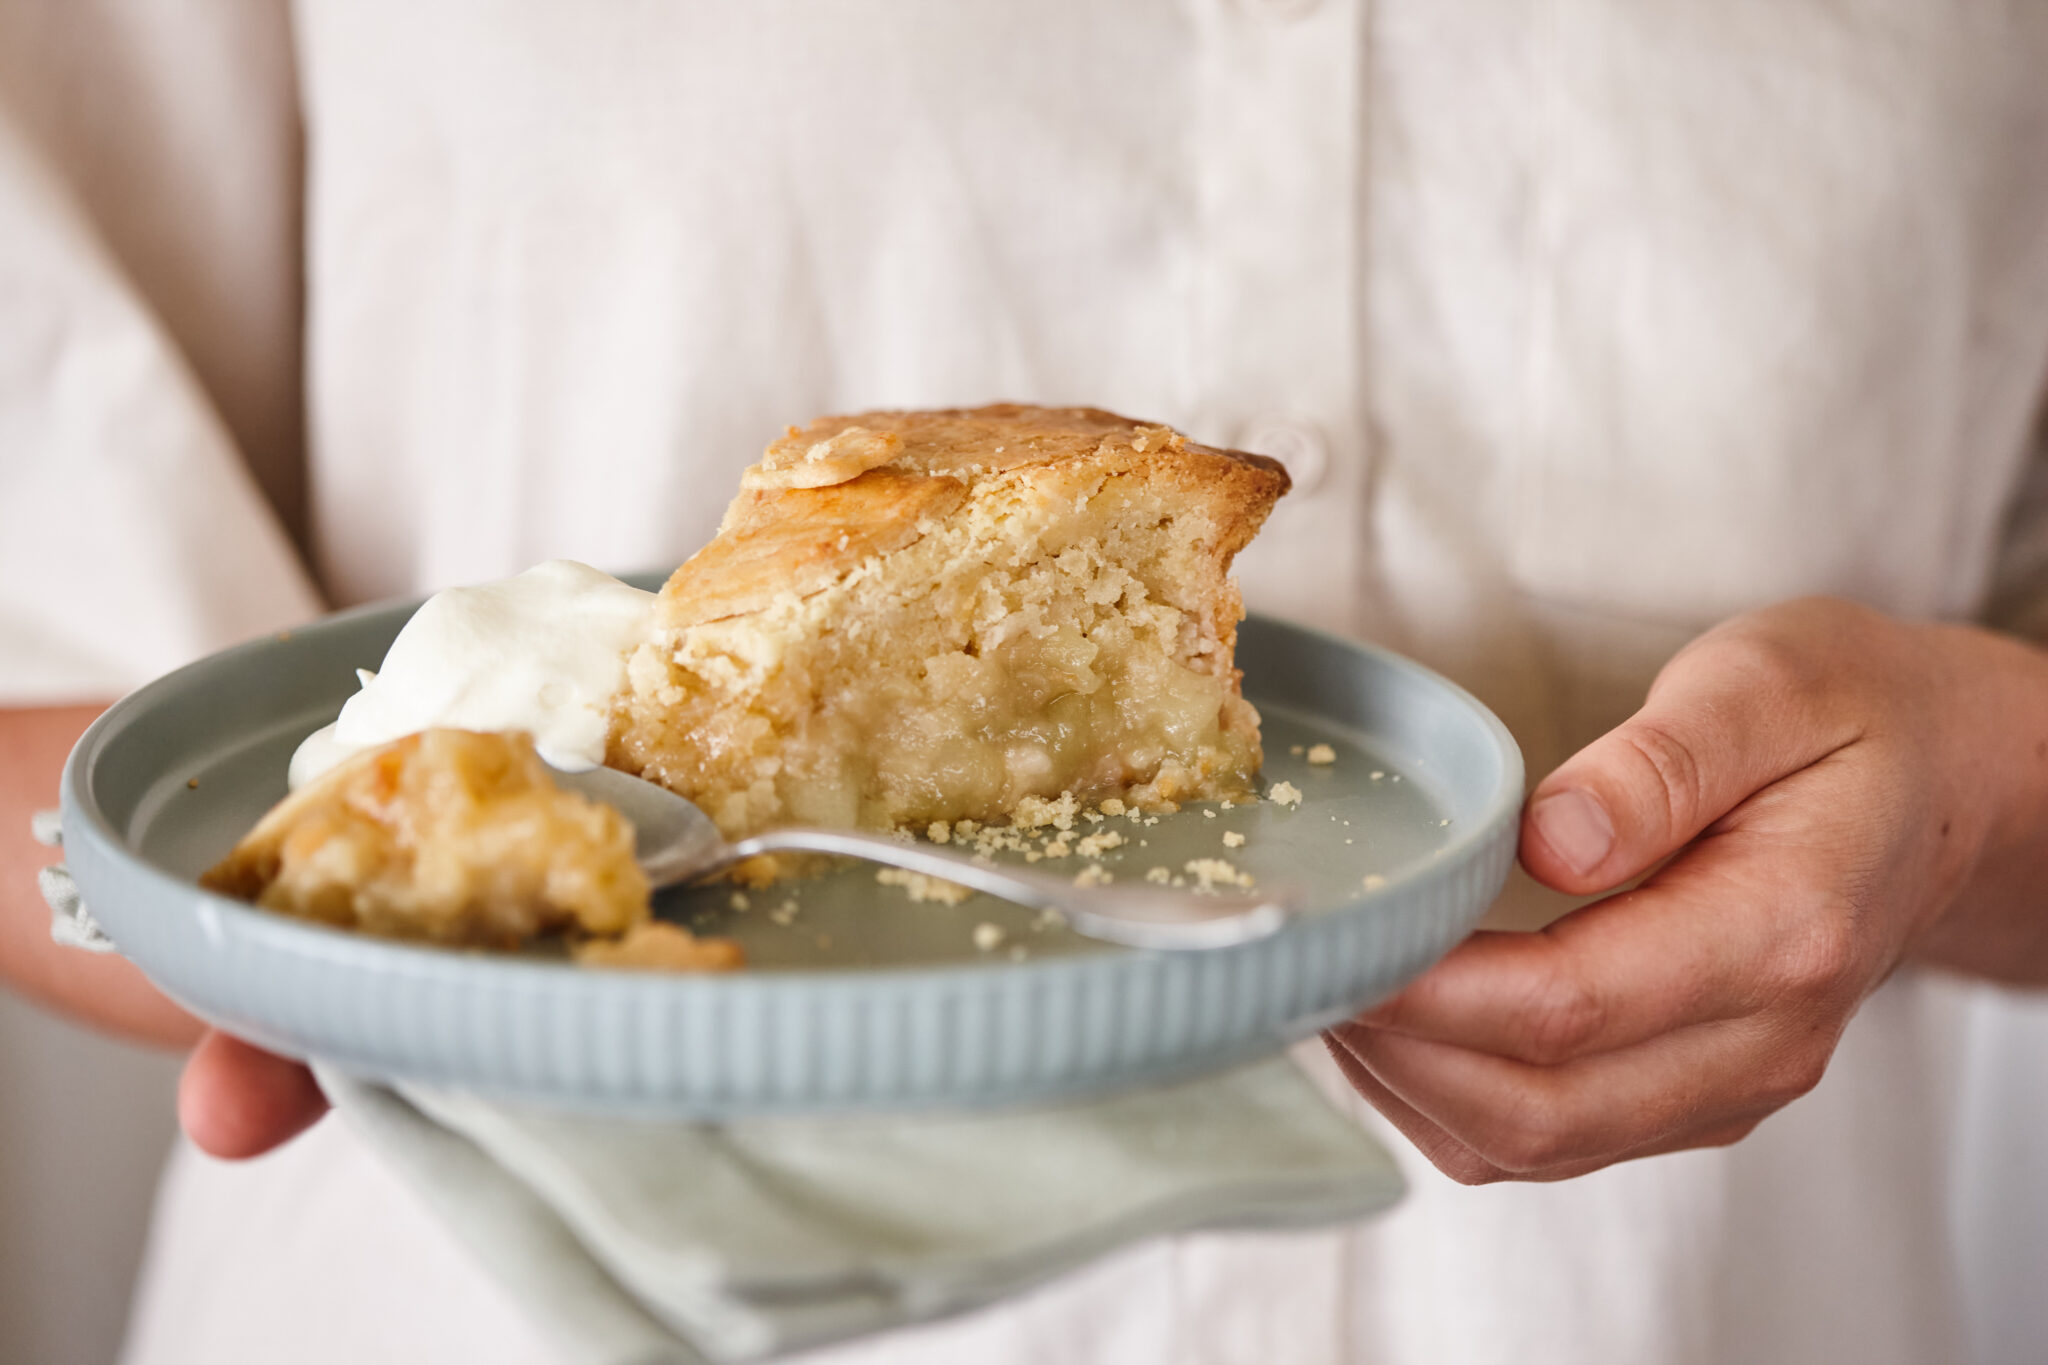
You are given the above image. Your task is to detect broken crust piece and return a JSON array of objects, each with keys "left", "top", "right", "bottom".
[
  {"left": 609, "top": 404, "right": 1290, "bottom": 838},
  {"left": 574, "top": 921, "right": 746, "bottom": 971},
  {"left": 201, "top": 729, "right": 737, "bottom": 971}
]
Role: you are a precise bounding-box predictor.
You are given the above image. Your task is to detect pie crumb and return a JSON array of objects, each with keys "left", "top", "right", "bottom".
[
  {"left": 1076, "top": 829, "right": 1124, "bottom": 857},
  {"left": 573, "top": 922, "right": 744, "bottom": 972},
  {"left": 1184, "top": 857, "right": 1254, "bottom": 891},
  {"left": 1306, "top": 744, "right": 1336, "bottom": 766},
  {"left": 877, "top": 868, "right": 972, "bottom": 905},
  {"left": 1268, "top": 780, "right": 1304, "bottom": 808}
]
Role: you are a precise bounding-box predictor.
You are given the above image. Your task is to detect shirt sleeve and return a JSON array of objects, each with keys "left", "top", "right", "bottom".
[{"left": 0, "top": 23, "right": 323, "bottom": 705}]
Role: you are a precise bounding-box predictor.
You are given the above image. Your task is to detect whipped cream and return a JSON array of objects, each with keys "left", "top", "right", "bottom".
[{"left": 289, "top": 560, "right": 657, "bottom": 788}]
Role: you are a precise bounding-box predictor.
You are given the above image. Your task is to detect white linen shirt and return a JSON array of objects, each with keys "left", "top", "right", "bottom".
[{"left": 5, "top": 2, "right": 2048, "bottom": 1362}]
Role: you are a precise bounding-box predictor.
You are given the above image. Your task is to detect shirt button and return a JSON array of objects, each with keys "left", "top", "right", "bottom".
[{"left": 1235, "top": 416, "right": 1329, "bottom": 497}]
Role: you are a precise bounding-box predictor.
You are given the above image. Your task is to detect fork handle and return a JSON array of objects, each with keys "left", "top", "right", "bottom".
[{"left": 711, "top": 828, "right": 1299, "bottom": 952}]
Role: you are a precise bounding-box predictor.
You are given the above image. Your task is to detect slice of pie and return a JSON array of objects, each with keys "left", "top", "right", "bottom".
[{"left": 608, "top": 404, "right": 1289, "bottom": 838}]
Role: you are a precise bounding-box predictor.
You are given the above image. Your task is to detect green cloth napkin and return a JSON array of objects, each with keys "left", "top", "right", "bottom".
[{"left": 318, "top": 1058, "right": 1403, "bottom": 1364}]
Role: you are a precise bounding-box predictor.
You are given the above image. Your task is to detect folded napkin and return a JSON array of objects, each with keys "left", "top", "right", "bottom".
[{"left": 317, "top": 1058, "right": 1403, "bottom": 1364}]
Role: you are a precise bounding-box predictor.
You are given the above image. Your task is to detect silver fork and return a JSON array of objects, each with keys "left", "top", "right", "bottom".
[{"left": 553, "top": 766, "right": 1300, "bottom": 951}]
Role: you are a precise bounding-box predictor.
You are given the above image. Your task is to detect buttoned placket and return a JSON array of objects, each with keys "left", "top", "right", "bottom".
[
  {"left": 1182, "top": 0, "right": 1373, "bottom": 644},
  {"left": 1171, "top": 1, "right": 1370, "bottom": 1360}
]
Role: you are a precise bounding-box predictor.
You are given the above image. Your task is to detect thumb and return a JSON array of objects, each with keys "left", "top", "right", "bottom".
[
  {"left": 179, "top": 1031, "right": 329, "bottom": 1159},
  {"left": 1520, "top": 625, "right": 1860, "bottom": 895}
]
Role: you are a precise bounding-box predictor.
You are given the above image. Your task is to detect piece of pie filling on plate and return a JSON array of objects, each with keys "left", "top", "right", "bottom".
[
  {"left": 200, "top": 728, "right": 745, "bottom": 968},
  {"left": 607, "top": 405, "right": 1291, "bottom": 845}
]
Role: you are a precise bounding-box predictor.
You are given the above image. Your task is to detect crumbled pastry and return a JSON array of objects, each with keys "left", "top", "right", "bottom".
[
  {"left": 1184, "top": 858, "right": 1254, "bottom": 891},
  {"left": 609, "top": 405, "right": 1289, "bottom": 840},
  {"left": 1221, "top": 830, "right": 1246, "bottom": 849},
  {"left": 202, "top": 730, "right": 736, "bottom": 973},
  {"left": 876, "top": 867, "right": 973, "bottom": 904},
  {"left": 1305, "top": 744, "right": 1336, "bottom": 766},
  {"left": 1072, "top": 865, "right": 1113, "bottom": 888},
  {"left": 1362, "top": 873, "right": 1388, "bottom": 890},
  {"left": 972, "top": 922, "right": 1007, "bottom": 952},
  {"left": 1267, "top": 780, "right": 1304, "bottom": 808},
  {"left": 1075, "top": 829, "right": 1124, "bottom": 858},
  {"left": 575, "top": 921, "right": 745, "bottom": 972},
  {"left": 727, "top": 855, "right": 783, "bottom": 888},
  {"left": 1013, "top": 792, "right": 1083, "bottom": 833}
]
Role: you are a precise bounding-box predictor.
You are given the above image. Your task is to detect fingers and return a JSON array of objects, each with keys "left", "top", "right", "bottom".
[
  {"left": 1521, "top": 616, "right": 1867, "bottom": 895},
  {"left": 1325, "top": 1025, "right": 1765, "bottom": 1183},
  {"left": 1328, "top": 1013, "right": 1821, "bottom": 1181},
  {"left": 1339, "top": 602, "right": 1922, "bottom": 1181},
  {"left": 1335, "top": 787, "right": 1883, "bottom": 1180},
  {"left": 1321, "top": 1032, "right": 1495, "bottom": 1181},
  {"left": 178, "top": 1031, "right": 328, "bottom": 1160},
  {"left": 1360, "top": 837, "right": 1793, "bottom": 1064}
]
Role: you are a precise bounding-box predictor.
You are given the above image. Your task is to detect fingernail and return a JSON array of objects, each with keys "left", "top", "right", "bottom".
[{"left": 1530, "top": 789, "right": 1613, "bottom": 877}]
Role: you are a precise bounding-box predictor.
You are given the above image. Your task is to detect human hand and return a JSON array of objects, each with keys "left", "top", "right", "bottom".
[
  {"left": 179, "top": 1031, "right": 329, "bottom": 1159},
  {"left": 3, "top": 704, "right": 328, "bottom": 1159},
  {"left": 1326, "top": 597, "right": 2048, "bottom": 1183}
]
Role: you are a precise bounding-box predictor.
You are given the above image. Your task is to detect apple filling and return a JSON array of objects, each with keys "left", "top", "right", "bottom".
[{"left": 204, "top": 729, "right": 653, "bottom": 948}]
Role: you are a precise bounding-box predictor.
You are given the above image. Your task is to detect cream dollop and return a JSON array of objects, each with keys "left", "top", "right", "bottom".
[{"left": 288, "top": 560, "right": 657, "bottom": 788}]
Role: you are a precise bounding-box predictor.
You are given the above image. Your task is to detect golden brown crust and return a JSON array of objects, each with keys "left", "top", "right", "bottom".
[
  {"left": 660, "top": 405, "right": 1288, "bottom": 632},
  {"left": 760, "top": 405, "right": 1287, "bottom": 484},
  {"left": 662, "top": 469, "right": 969, "bottom": 629}
]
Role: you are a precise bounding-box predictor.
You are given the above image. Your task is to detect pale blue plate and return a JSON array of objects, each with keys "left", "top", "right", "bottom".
[{"left": 61, "top": 585, "right": 1521, "bottom": 1116}]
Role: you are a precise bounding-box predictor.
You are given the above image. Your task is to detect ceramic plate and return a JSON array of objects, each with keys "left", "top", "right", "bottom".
[{"left": 61, "top": 584, "right": 1522, "bottom": 1115}]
